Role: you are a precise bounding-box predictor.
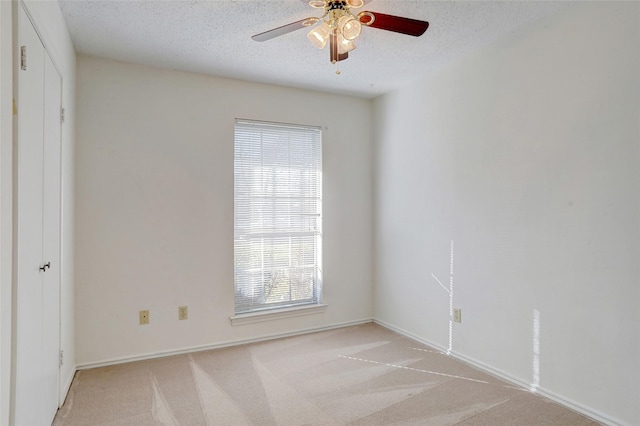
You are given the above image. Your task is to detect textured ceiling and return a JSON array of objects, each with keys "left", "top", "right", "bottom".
[{"left": 58, "top": 0, "right": 568, "bottom": 98}]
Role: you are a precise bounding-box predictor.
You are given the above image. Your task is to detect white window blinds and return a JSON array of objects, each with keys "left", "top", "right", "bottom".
[{"left": 234, "top": 119, "right": 322, "bottom": 314}]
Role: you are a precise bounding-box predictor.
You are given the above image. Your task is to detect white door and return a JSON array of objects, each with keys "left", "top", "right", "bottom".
[
  {"left": 15, "top": 6, "right": 45, "bottom": 424},
  {"left": 14, "top": 5, "right": 61, "bottom": 425},
  {"left": 41, "top": 36, "right": 63, "bottom": 423}
]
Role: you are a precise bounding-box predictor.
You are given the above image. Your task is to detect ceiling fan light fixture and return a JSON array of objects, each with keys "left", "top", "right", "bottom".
[
  {"left": 251, "top": 2, "right": 430, "bottom": 69},
  {"left": 337, "top": 35, "right": 356, "bottom": 54},
  {"left": 338, "top": 16, "right": 362, "bottom": 40},
  {"left": 307, "top": 22, "right": 331, "bottom": 49}
]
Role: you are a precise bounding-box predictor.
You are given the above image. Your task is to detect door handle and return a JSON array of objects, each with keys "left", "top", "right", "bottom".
[{"left": 39, "top": 262, "right": 51, "bottom": 272}]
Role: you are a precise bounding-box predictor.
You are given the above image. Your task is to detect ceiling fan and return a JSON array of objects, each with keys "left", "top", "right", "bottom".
[{"left": 252, "top": 0, "right": 429, "bottom": 67}]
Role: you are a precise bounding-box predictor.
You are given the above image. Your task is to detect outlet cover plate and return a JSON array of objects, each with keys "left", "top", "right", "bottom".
[
  {"left": 179, "top": 306, "right": 188, "bottom": 320},
  {"left": 453, "top": 308, "right": 462, "bottom": 323}
]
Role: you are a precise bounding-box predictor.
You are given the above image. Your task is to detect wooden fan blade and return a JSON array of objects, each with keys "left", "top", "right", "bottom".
[
  {"left": 359, "top": 11, "right": 429, "bottom": 37},
  {"left": 329, "top": 33, "right": 348, "bottom": 63},
  {"left": 252, "top": 18, "right": 318, "bottom": 42}
]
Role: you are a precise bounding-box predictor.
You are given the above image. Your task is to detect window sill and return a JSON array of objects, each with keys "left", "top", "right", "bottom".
[{"left": 230, "top": 304, "right": 328, "bottom": 326}]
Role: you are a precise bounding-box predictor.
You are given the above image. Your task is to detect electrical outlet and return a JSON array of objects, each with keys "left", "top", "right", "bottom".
[
  {"left": 178, "top": 306, "right": 188, "bottom": 320},
  {"left": 453, "top": 308, "right": 462, "bottom": 323},
  {"left": 139, "top": 310, "right": 150, "bottom": 325}
]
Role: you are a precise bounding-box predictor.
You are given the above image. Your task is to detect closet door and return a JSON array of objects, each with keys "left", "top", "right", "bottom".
[
  {"left": 14, "top": 5, "right": 61, "bottom": 425},
  {"left": 41, "top": 44, "right": 62, "bottom": 423},
  {"left": 15, "top": 6, "right": 45, "bottom": 425}
]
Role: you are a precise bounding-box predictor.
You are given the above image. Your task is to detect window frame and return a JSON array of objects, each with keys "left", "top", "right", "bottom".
[{"left": 232, "top": 119, "right": 324, "bottom": 321}]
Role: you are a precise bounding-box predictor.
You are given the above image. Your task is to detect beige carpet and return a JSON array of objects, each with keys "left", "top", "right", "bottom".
[{"left": 53, "top": 323, "right": 600, "bottom": 425}]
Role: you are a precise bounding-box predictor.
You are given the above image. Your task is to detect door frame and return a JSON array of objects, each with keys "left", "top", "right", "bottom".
[{"left": 0, "top": 1, "right": 15, "bottom": 425}]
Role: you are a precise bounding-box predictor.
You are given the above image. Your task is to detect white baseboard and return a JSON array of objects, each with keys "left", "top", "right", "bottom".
[
  {"left": 76, "top": 318, "right": 374, "bottom": 370},
  {"left": 373, "top": 319, "right": 627, "bottom": 426}
]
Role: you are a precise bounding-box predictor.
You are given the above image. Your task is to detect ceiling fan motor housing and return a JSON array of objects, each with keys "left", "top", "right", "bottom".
[{"left": 328, "top": 1, "right": 348, "bottom": 11}]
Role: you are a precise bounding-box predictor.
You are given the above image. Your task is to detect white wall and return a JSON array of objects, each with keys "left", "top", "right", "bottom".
[
  {"left": 1, "top": 1, "right": 76, "bottom": 419},
  {"left": 74, "top": 55, "right": 374, "bottom": 365},
  {"left": 373, "top": 3, "right": 639, "bottom": 426}
]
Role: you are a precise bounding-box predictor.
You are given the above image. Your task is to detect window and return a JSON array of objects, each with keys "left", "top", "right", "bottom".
[{"left": 234, "top": 119, "right": 322, "bottom": 315}]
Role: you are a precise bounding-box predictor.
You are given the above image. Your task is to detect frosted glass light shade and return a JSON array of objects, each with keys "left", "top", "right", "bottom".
[
  {"left": 338, "top": 16, "right": 362, "bottom": 40},
  {"left": 347, "top": 0, "right": 364, "bottom": 8},
  {"left": 307, "top": 22, "right": 331, "bottom": 49},
  {"left": 338, "top": 35, "right": 356, "bottom": 54}
]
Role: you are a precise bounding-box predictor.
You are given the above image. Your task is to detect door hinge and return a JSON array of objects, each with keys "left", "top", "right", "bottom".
[
  {"left": 59, "top": 350, "right": 64, "bottom": 367},
  {"left": 61, "top": 107, "right": 65, "bottom": 123},
  {"left": 20, "top": 46, "right": 27, "bottom": 70}
]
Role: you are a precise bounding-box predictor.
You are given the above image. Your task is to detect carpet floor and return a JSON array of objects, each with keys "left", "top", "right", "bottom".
[{"left": 53, "top": 323, "right": 600, "bottom": 425}]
